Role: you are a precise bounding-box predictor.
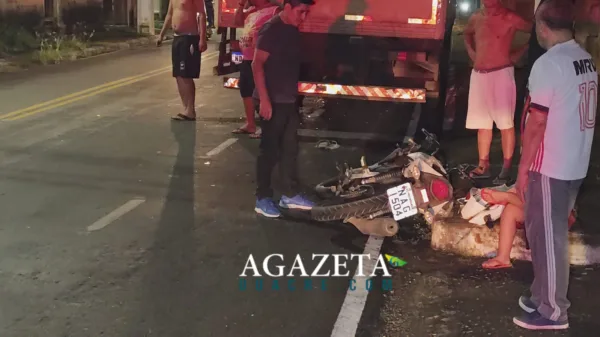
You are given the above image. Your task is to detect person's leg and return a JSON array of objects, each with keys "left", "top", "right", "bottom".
[
  {"left": 176, "top": 78, "right": 196, "bottom": 118},
  {"left": 536, "top": 175, "right": 571, "bottom": 322},
  {"left": 280, "top": 104, "right": 299, "bottom": 196},
  {"left": 465, "top": 70, "right": 493, "bottom": 178},
  {"left": 205, "top": 0, "right": 215, "bottom": 28},
  {"left": 172, "top": 36, "right": 200, "bottom": 120},
  {"left": 256, "top": 103, "right": 287, "bottom": 215},
  {"left": 524, "top": 172, "right": 544, "bottom": 309},
  {"left": 279, "top": 103, "right": 314, "bottom": 209},
  {"left": 234, "top": 61, "right": 259, "bottom": 135},
  {"left": 494, "top": 67, "right": 517, "bottom": 183},
  {"left": 482, "top": 203, "right": 523, "bottom": 268},
  {"left": 514, "top": 172, "right": 570, "bottom": 330}
]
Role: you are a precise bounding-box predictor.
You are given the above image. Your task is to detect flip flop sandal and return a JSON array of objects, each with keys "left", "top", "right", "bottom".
[
  {"left": 482, "top": 259, "right": 513, "bottom": 270},
  {"left": 232, "top": 127, "right": 255, "bottom": 134},
  {"left": 249, "top": 132, "right": 261, "bottom": 139},
  {"left": 316, "top": 140, "right": 340, "bottom": 150},
  {"left": 470, "top": 166, "right": 491, "bottom": 179},
  {"left": 172, "top": 114, "right": 196, "bottom": 121}
]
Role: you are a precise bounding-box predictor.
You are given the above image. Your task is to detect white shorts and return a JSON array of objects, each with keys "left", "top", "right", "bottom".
[{"left": 465, "top": 66, "right": 516, "bottom": 130}]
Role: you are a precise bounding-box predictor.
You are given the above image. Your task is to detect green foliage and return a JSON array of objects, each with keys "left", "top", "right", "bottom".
[{"left": 34, "top": 30, "right": 95, "bottom": 65}]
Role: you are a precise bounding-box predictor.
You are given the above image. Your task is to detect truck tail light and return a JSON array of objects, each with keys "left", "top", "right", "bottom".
[
  {"left": 221, "top": 0, "right": 235, "bottom": 13},
  {"left": 344, "top": 15, "right": 372, "bottom": 22},
  {"left": 222, "top": 78, "right": 427, "bottom": 103},
  {"left": 397, "top": 52, "right": 407, "bottom": 61},
  {"left": 408, "top": 0, "right": 439, "bottom": 25}
]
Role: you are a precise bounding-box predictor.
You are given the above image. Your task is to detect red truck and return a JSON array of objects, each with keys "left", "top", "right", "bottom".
[{"left": 214, "top": 0, "right": 457, "bottom": 138}]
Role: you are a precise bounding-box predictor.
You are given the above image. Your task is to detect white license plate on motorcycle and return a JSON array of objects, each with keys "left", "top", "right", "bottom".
[
  {"left": 387, "top": 183, "right": 418, "bottom": 221},
  {"left": 232, "top": 52, "right": 243, "bottom": 64}
]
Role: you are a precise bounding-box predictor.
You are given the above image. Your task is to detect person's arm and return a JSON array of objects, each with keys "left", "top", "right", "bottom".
[
  {"left": 464, "top": 13, "right": 478, "bottom": 62},
  {"left": 253, "top": 49, "right": 271, "bottom": 111},
  {"left": 506, "top": 11, "right": 533, "bottom": 63},
  {"left": 234, "top": 0, "right": 249, "bottom": 26},
  {"left": 196, "top": 0, "right": 207, "bottom": 51},
  {"left": 157, "top": 0, "right": 173, "bottom": 46},
  {"left": 507, "top": 10, "right": 533, "bottom": 32},
  {"left": 252, "top": 24, "right": 278, "bottom": 120},
  {"left": 516, "top": 58, "right": 555, "bottom": 199}
]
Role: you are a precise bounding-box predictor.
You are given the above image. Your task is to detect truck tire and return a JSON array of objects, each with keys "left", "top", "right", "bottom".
[{"left": 311, "top": 194, "right": 390, "bottom": 222}]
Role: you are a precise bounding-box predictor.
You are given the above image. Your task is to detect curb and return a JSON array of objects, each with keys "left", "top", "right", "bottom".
[
  {"left": 79, "top": 35, "right": 162, "bottom": 58},
  {"left": 430, "top": 217, "right": 600, "bottom": 266},
  {"left": 0, "top": 35, "right": 169, "bottom": 73}
]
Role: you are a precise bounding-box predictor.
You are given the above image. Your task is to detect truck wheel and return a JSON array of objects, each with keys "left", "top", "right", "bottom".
[{"left": 311, "top": 194, "right": 390, "bottom": 222}]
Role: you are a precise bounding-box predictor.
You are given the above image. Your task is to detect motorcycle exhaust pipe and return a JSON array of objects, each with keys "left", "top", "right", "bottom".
[{"left": 360, "top": 170, "right": 404, "bottom": 185}]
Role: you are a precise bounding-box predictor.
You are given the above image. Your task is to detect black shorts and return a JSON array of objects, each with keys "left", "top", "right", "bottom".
[
  {"left": 239, "top": 60, "right": 255, "bottom": 98},
  {"left": 172, "top": 35, "right": 201, "bottom": 78}
]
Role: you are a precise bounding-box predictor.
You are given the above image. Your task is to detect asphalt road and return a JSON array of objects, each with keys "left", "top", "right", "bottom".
[{"left": 0, "top": 43, "right": 396, "bottom": 337}]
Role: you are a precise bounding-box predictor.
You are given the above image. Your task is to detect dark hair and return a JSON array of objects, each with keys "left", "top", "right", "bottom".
[
  {"left": 283, "top": 0, "right": 315, "bottom": 7},
  {"left": 537, "top": 0, "right": 575, "bottom": 31}
]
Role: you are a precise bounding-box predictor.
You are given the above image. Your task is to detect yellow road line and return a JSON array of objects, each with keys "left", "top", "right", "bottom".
[
  {"left": 0, "top": 66, "right": 169, "bottom": 120},
  {"left": 0, "top": 51, "right": 219, "bottom": 121},
  {"left": 4, "top": 69, "right": 172, "bottom": 121}
]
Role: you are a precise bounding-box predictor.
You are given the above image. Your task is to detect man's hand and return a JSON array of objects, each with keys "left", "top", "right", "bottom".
[
  {"left": 156, "top": 34, "right": 164, "bottom": 47},
  {"left": 516, "top": 170, "right": 528, "bottom": 202},
  {"left": 259, "top": 99, "right": 272, "bottom": 120},
  {"left": 199, "top": 39, "right": 208, "bottom": 53}
]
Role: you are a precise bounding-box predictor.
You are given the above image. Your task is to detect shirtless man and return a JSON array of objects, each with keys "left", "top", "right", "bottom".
[
  {"left": 464, "top": 0, "right": 532, "bottom": 183},
  {"left": 157, "top": 0, "right": 208, "bottom": 121}
]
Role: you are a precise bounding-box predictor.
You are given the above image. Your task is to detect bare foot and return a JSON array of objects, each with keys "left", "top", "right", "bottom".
[{"left": 482, "top": 257, "right": 512, "bottom": 269}]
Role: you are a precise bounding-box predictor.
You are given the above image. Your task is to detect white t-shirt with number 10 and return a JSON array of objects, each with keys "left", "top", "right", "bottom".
[{"left": 528, "top": 39, "right": 597, "bottom": 181}]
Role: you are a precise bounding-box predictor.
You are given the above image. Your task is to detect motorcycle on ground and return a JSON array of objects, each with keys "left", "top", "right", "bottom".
[
  {"left": 315, "top": 129, "right": 446, "bottom": 200},
  {"left": 310, "top": 130, "right": 455, "bottom": 237}
]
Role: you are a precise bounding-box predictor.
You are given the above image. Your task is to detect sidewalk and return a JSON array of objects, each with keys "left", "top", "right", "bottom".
[{"left": 0, "top": 34, "right": 165, "bottom": 73}]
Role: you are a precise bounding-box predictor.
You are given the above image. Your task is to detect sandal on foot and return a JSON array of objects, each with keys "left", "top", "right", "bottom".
[
  {"left": 482, "top": 258, "right": 512, "bottom": 270},
  {"left": 172, "top": 114, "right": 196, "bottom": 121},
  {"left": 316, "top": 140, "right": 340, "bottom": 150},
  {"left": 232, "top": 127, "right": 256, "bottom": 134},
  {"left": 470, "top": 166, "right": 491, "bottom": 179}
]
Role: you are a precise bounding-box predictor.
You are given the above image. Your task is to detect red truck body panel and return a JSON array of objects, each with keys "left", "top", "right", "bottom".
[{"left": 218, "top": 0, "right": 446, "bottom": 40}]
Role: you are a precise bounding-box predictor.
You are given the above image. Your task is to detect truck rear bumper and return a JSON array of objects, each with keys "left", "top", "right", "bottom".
[{"left": 223, "top": 77, "right": 426, "bottom": 103}]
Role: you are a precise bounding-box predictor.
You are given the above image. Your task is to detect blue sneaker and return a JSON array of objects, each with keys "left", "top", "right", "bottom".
[
  {"left": 279, "top": 195, "right": 315, "bottom": 210},
  {"left": 519, "top": 296, "right": 536, "bottom": 313},
  {"left": 513, "top": 311, "right": 569, "bottom": 330},
  {"left": 255, "top": 198, "right": 281, "bottom": 218}
]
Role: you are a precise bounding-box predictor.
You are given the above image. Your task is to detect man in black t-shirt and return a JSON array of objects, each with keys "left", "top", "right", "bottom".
[{"left": 251, "top": 0, "right": 315, "bottom": 218}]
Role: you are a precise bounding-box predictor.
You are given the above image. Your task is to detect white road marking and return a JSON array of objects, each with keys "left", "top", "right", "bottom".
[
  {"left": 87, "top": 198, "right": 146, "bottom": 232},
  {"left": 297, "top": 129, "right": 397, "bottom": 142},
  {"left": 205, "top": 138, "right": 238, "bottom": 157},
  {"left": 330, "top": 235, "right": 384, "bottom": 337}
]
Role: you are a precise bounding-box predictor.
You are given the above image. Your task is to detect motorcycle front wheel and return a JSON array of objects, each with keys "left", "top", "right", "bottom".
[{"left": 311, "top": 193, "right": 390, "bottom": 222}]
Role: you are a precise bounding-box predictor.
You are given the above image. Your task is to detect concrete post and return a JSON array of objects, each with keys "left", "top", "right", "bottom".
[{"left": 137, "top": 0, "right": 155, "bottom": 35}]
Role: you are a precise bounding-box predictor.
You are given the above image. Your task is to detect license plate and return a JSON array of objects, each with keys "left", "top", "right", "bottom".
[
  {"left": 232, "top": 52, "right": 243, "bottom": 65},
  {"left": 387, "top": 183, "right": 418, "bottom": 221}
]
